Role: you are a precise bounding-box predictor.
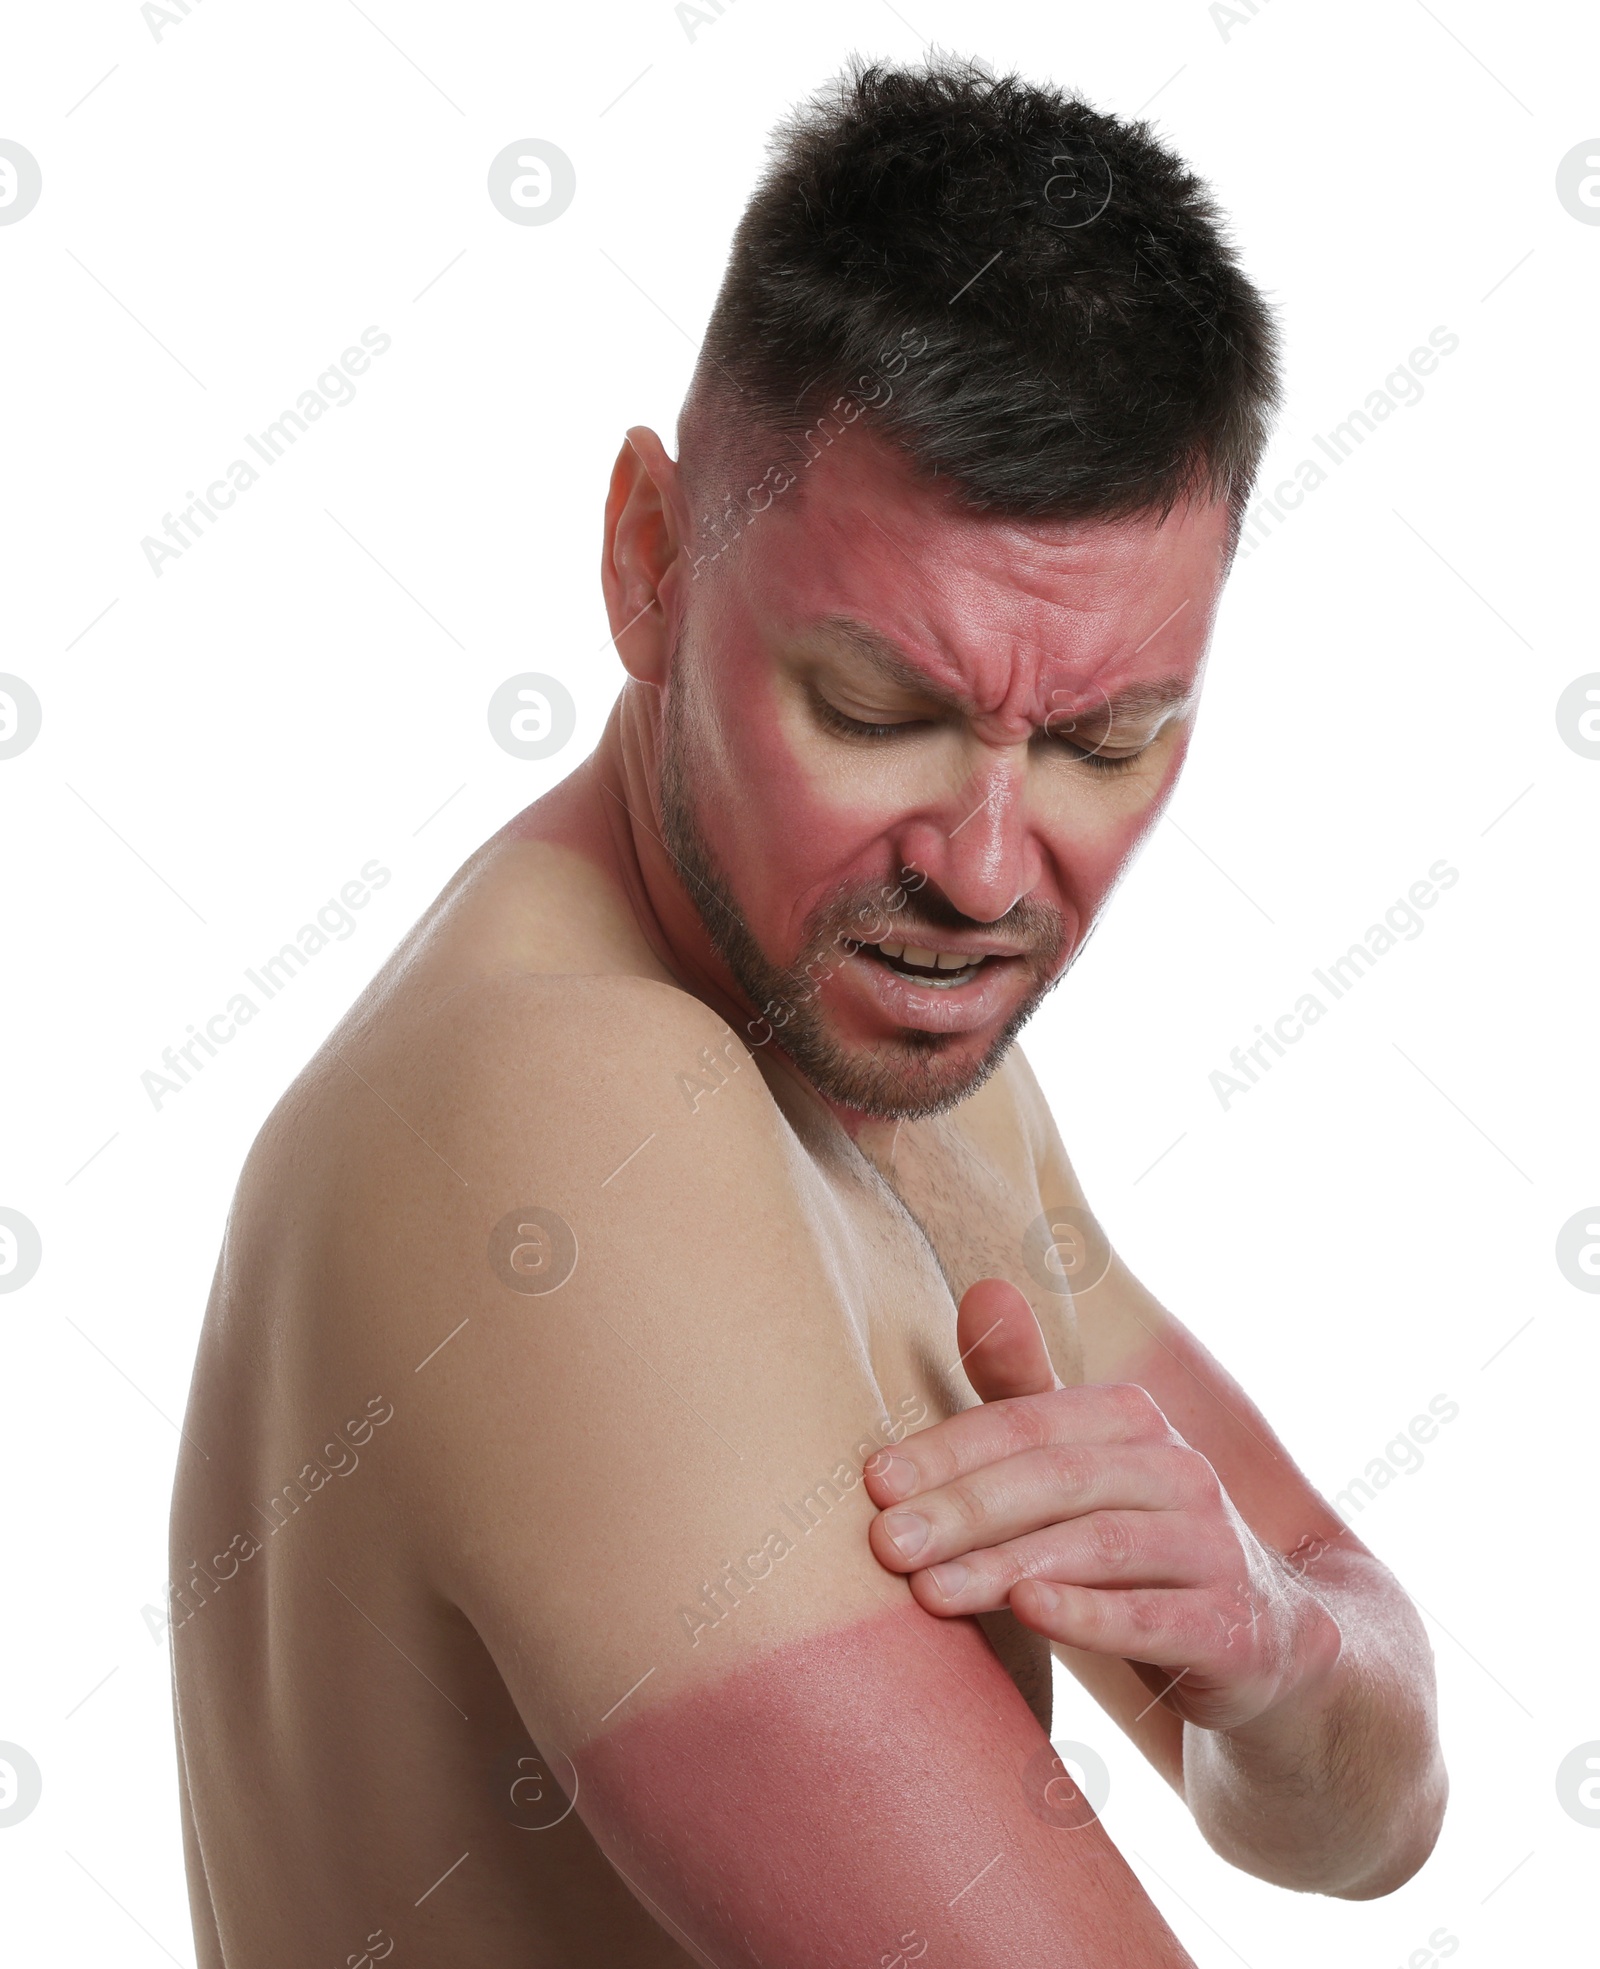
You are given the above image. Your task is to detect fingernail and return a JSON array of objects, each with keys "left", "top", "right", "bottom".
[
  {"left": 883, "top": 1510, "right": 930, "bottom": 1558},
  {"left": 869, "top": 1452, "right": 917, "bottom": 1500},
  {"left": 926, "top": 1560, "right": 970, "bottom": 1598},
  {"left": 1027, "top": 1581, "right": 1060, "bottom": 1614}
]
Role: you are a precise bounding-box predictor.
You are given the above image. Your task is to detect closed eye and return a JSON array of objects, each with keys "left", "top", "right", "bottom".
[
  {"left": 809, "top": 691, "right": 932, "bottom": 741},
  {"left": 1051, "top": 740, "right": 1147, "bottom": 775},
  {"left": 812, "top": 686, "right": 1153, "bottom": 769},
  {"left": 1040, "top": 725, "right": 1150, "bottom": 774}
]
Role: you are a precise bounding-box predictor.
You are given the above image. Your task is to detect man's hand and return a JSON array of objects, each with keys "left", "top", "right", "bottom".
[{"left": 863, "top": 1278, "right": 1343, "bottom": 1735}]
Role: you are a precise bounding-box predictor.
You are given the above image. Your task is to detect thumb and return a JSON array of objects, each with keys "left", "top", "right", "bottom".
[{"left": 956, "top": 1277, "right": 1062, "bottom": 1402}]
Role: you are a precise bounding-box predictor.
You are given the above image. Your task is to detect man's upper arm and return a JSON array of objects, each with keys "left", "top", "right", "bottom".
[
  {"left": 1007, "top": 1048, "right": 1371, "bottom": 1780},
  {"left": 403, "top": 980, "right": 1194, "bottom": 1968}
]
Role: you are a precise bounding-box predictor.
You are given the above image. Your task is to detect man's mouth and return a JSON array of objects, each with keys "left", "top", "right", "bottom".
[{"left": 860, "top": 939, "right": 999, "bottom": 989}]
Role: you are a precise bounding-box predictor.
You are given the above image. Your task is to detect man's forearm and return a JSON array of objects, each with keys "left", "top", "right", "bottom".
[{"left": 1180, "top": 1546, "right": 1447, "bottom": 1897}]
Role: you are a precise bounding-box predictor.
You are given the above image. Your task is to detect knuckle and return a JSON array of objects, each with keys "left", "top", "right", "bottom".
[
  {"left": 998, "top": 1395, "right": 1052, "bottom": 1455},
  {"left": 1087, "top": 1511, "right": 1137, "bottom": 1572},
  {"left": 1107, "top": 1381, "right": 1163, "bottom": 1434},
  {"left": 1042, "top": 1441, "right": 1093, "bottom": 1497},
  {"left": 1169, "top": 1446, "right": 1220, "bottom": 1506}
]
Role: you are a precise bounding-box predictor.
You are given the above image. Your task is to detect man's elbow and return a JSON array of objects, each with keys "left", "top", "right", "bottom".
[
  {"left": 1197, "top": 1751, "right": 1449, "bottom": 1900},
  {"left": 1325, "top": 1759, "right": 1449, "bottom": 1901}
]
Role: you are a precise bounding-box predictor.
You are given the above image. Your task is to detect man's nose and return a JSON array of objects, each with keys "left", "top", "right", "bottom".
[{"left": 897, "top": 752, "right": 1041, "bottom": 925}]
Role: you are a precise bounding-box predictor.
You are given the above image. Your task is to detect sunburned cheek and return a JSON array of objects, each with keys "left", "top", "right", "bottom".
[
  {"left": 566, "top": 1605, "right": 1169, "bottom": 1968},
  {"left": 712, "top": 731, "right": 896, "bottom": 944}
]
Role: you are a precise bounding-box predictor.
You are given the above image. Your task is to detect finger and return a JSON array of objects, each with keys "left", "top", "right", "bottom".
[
  {"left": 1005, "top": 1580, "right": 1246, "bottom": 1673},
  {"left": 862, "top": 1379, "right": 1175, "bottom": 1507},
  {"left": 893, "top": 1508, "right": 1220, "bottom": 1616},
  {"left": 869, "top": 1442, "right": 1202, "bottom": 1573},
  {"left": 956, "top": 1277, "right": 1060, "bottom": 1403}
]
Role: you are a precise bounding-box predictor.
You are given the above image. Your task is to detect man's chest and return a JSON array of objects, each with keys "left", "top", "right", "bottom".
[
  {"left": 866, "top": 1099, "right": 1088, "bottom": 1394},
  {"left": 825, "top": 1088, "right": 1084, "bottom": 1738}
]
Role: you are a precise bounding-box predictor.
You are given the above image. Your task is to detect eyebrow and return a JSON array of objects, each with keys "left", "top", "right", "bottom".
[{"left": 809, "top": 614, "right": 1195, "bottom": 725}]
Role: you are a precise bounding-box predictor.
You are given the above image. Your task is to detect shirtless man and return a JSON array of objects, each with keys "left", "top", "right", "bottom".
[{"left": 169, "top": 58, "right": 1447, "bottom": 1968}]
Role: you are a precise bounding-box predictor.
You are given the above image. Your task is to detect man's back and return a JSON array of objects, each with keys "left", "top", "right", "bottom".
[{"left": 169, "top": 800, "right": 1188, "bottom": 1966}]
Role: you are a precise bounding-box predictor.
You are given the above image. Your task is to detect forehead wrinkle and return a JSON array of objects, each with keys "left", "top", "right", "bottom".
[
  {"left": 832, "top": 524, "right": 1183, "bottom": 720},
  {"left": 809, "top": 615, "right": 1194, "bottom": 737},
  {"left": 811, "top": 613, "right": 972, "bottom": 711}
]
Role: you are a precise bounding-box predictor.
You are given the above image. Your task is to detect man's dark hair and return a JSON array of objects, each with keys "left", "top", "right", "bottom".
[{"left": 680, "top": 54, "right": 1281, "bottom": 547}]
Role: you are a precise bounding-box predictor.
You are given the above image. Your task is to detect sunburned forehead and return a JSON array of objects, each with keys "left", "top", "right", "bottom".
[{"left": 696, "top": 428, "right": 1233, "bottom": 730}]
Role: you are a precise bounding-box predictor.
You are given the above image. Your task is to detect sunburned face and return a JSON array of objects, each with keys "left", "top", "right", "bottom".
[{"left": 656, "top": 432, "right": 1235, "bottom": 1121}]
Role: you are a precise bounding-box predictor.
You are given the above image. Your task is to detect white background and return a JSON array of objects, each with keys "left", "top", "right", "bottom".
[{"left": 2, "top": 1, "right": 1596, "bottom": 1963}]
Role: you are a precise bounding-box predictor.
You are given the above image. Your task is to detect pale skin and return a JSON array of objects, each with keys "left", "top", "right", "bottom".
[{"left": 169, "top": 413, "right": 1445, "bottom": 1967}]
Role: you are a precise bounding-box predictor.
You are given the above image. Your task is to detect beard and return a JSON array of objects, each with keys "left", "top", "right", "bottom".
[{"left": 658, "top": 678, "right": 1069, "bottom": 1120}]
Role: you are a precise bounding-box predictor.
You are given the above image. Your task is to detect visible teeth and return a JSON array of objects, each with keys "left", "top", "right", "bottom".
[{"left": 869, "top": 940, "right": 981, "bottom": 977}]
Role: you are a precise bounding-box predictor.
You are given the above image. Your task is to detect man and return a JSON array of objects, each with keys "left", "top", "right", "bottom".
[{"left": 170, "top": 57, "right": 1446, "bottom": 1968}]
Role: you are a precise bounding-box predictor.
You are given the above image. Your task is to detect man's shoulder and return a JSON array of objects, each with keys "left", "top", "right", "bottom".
[
  {"left": 413, "top": 966, "right": 748, "bottom": 1071},
  {"left": 287, "top": 967, "right": 770, "bottom": 1173},
  {"left": 290, "top": 967, "right": 833, "bottom": 1339},
  {"left": 405, "top": 968, "right": 785, "bottom": 1165},
  {"left": 227, "top": 969, "right": 793, "bottom": 1362}
]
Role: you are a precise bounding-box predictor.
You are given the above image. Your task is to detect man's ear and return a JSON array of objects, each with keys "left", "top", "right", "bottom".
[{"left": 601, "top": 425, "right": 687, "bottom": 686}]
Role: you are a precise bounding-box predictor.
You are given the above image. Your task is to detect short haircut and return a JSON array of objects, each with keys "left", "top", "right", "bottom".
[{"left": 679, "top": 55, "right": 1282, "bottom": 549}]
